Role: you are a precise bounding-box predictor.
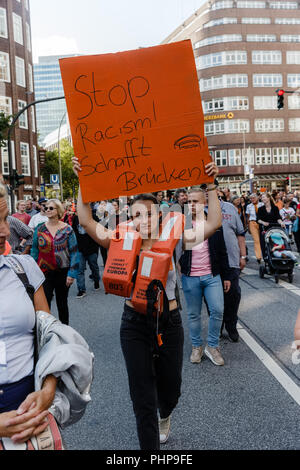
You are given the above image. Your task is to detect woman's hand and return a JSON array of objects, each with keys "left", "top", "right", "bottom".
[
  {"left": 223, "top": 280, "right": 231, "bottom": 293},
  {"left": 0, "top": 409, "right": 49, "bottom": 443},
  {"left": 4, "top": 375, "right": 57, "bottom": 443},
  {"left": 72, "top": 157, "right": 81, "bottom": 177},
  {"left": 205, "top": 161, "right": 218, "bottom": 178},
  {"left": 66, "top": 276, "right": 75, "bottom": 287}
]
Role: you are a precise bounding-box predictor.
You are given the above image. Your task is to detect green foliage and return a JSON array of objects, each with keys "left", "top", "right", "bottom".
[
  {"left": 0, "top": 112, "right": 12, "bottom": 148},
  {"left": 41, "top": 139, "right": 78, "bottom": 200}
]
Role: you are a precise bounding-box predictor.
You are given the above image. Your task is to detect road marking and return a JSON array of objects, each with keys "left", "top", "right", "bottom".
[
  {"left": 243, "top": 266, "right": 300, "bottom": 295},
  {"left": 237, "top": 323, "right": 300, "bottom": 406}
]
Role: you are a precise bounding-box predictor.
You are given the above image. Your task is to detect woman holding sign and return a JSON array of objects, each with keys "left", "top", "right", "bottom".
[{"left": 72, "top": 157, "right": 221, "bottom": 450}]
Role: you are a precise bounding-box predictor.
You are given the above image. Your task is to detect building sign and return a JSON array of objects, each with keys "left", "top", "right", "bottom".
[
  {"left": 204, "top": 112, "right": 234, "bottom": 121},
  {"left": 59, "top": 40, "right": 213, "bottom": 202}
]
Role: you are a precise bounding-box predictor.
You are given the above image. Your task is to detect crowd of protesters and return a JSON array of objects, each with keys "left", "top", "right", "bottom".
[{"left": 1, "top": 177, "right": 300, "bottom": 450}]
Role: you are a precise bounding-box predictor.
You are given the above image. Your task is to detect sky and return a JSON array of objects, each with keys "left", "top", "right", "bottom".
[{"left": 30, "top": 0, "right": 205, "bottom": 63}]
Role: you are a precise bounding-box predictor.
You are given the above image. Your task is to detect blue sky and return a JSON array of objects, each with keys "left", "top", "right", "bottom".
[{"left": 30, "top": 0, "right": 205, "bottom": 63}]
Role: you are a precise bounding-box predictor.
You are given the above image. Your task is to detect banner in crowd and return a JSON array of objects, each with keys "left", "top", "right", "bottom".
[{"left": 60, "top": 40, "right": 213, "bottom": 202}]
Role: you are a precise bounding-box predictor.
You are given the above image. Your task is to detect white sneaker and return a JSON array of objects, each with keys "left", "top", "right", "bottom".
[
  {"left": 204, "top": 346, "right": 225, "bottom": 366},
  {"left": 159, "top": 415, "right": 171, "bottom": 444}
]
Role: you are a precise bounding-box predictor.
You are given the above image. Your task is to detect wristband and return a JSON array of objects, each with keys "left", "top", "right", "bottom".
[{"left": 206, "top": 185, "right": 218, "bottom": 191}]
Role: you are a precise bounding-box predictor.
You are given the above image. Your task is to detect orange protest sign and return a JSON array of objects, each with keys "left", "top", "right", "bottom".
[{"left": 59, "top": 40, "right": 213, "bottom": 203}]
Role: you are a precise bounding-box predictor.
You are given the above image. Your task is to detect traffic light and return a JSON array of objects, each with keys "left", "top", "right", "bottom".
[
  {"left": 276, "top": 89, "right": 285, "bottom": 110},
  {"left": 10, "top": 169, "right": 25, "bottom": 189},
  {"left": 286, "top": 176, "right": 290, "bottom": 186}
]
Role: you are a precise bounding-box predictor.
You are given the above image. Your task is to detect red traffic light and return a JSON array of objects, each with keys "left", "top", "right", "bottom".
[{"left": 277, "top": 89, "right": 285, "bottom": 96}]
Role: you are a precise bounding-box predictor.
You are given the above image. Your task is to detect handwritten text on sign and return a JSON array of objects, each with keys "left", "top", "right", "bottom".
[{"left": 59, "top": 40, "right": 212, "bottom": 202}]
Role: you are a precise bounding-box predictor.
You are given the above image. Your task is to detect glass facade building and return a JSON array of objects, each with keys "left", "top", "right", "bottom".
[{"left": 33, "top": 55, "right": 75, "bottom": 145}]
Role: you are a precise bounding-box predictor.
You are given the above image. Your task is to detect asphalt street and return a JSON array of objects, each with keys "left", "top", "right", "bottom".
[{"left": 49, "top": 234, "right": 300, "bottom": 450}]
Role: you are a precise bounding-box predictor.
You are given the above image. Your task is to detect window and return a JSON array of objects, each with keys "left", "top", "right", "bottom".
[
  {"left": 290, "top": 147, "right": 300, "bottom": 164},
  {"left": 287, "top": 51, "right": 300, "bottom": 64},
  {"left": 203, "top": 17, "right": 237, "bottom": 28},
  {"left": 195, "top": 35, "right": 242, "bottom": 48},
  {"left": 15, "top": 57, "right": 25, "bottom": 87},
  {"left": 0, "top": 8, "right": 7, "bottom": 38},
  {"left": 26, "top": 23, "right": 31, "bottom": 52},
  {"left": 253, "top": 74, "right": 282, "bottom": 87},
  {"left": 0, "top": 95, "right": 12, "bottom": 116},
  {"left": 242, "top": 148, "right": 254, "bottom": 165},
  {"left": 28, "top": 63, "right": 33, "bottom": 92},
  {"left": 228, "top": 149, "right": 242, "bottom": 166},
  {"left": 288, "top": 94, "right": 300, "bottom": 109},
  {"left": 252, "top": 50, "right": 281, "bottom": 64},
  {"left": 205, "top": 119, "right": 250, "bottom": 135},
  {"left": 275, "top": 17, "right": 300, "bottom": 23},
  {"left": 273, "top": 148, "right": 289, "bottom": 165},
  {"left": 18, "top": 100, "right": 28, "bottom": 129},
  {"left": 215, "top": 150, "right": 227, "bottom": 167},
  {"left": 253, "top": 96, "right": 277, "bottom": 109},
  {"left": 287, "top": 74, "right": 300, "bottom": 87},
  {"left": 255, "top": 148, "right": 272, "bottom": 165},
  {"left": 226, "top": 96, "right": 249, "bottom": 110},
  {"left": 203, "top": 98, "right": 224, "bottom": 113},
  {"left": 1, "top": 141, "right": 15, "bottom": 175},
  {"left": 196, "top": 51, "right": 247, "bottom": 69},
  {"left": 247, "top": 34, "right": 276, "bottom": 42},
  {"left": 31, "top": 107, "right": 36, "bottom": 132},
  {"left": 242, "top": 17, "right": 271, "bottom": 23},
  {"left": 289, "top": 118, "right": 300, "bottom": 132},
  {"left": 20, "top": 142, "right": 30, "bottom": 176},
  {"left": 200, "top": 74, "right": 248, "bottom": 91},
  {"left": 211, "top": 1, "right": 233, "bottom": 9},
  {"left": 281, "top": 35, "right": 300, "bottom": 42},
  {"left": 13, "top": 13, "right": 23, "bottom": 45},
  {"left": 237, "top": 1, "right": 266, "bottom": 7},
  {"left": 33, "top": 145, "right": 38, "bottom": 178},
  {"left": 0, "top": 52, "right": 10, "bottom": 82},
  {"left": 254, "top": 119, "right": 284, "bottom": 132},
  {"left": 269, "top": 1, "right": 298, "bottom": 8}
]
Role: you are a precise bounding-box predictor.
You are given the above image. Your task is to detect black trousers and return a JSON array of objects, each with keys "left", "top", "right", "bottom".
[
  {"left": 223, "top": 267, "right": 241, "bottom": 332},
  {"left": 120, "top": 304, "right": 184, "bottom": 450},
  {"left": 43, "top": 268, "right": 70, "bottom": 325}
]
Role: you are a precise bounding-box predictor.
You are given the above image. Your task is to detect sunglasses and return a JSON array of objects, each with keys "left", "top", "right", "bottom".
[{"left": 45, "top": 206, "right": 57, "bottom": 211}]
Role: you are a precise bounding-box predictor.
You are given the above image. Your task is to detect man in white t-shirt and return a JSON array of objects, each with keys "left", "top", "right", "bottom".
[
  {"left": 28, "top": 197, "right": 48, "bottom": 230},
  {"left": 246, "top": 193, "right": 264, "bottom": 263}
]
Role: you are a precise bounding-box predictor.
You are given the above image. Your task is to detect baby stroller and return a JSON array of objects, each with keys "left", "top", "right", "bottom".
[{"left": 259, "top": 226, "right": 295, "bottom": 283}]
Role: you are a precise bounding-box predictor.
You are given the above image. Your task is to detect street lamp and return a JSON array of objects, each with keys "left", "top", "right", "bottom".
[{"left": 57, "top": 111, "right": 67, "bottom": 201}]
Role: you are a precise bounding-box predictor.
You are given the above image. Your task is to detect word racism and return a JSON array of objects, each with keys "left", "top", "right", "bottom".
[{"left": 60, "top": 42, "right": 211, "bottom": 201}]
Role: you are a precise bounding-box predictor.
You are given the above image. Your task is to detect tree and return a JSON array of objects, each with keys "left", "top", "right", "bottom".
[
  {"left": 0, "top": 112, "right": 12, "bottom": 148},
  {"left": 41, "top": 139, "right": 79, "bottom": 200}
]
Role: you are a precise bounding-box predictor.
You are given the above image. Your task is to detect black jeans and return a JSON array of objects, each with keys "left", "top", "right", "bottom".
[
  {"left": 120, "top": 304, "right": 184, "bottom": 450},
  {"left": 43, "top": 268, "right": 70, "bottom": 325},
  {"left": 223, "top": 267, "right": 241, "bottom": 332}
]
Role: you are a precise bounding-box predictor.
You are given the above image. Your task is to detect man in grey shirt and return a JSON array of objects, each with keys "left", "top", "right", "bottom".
[
  {"left": 219, "top": 198, "right": 247, "bottom": 342},
  {"left": 8, "top": 215, "right": 33, "bottom": 254}
]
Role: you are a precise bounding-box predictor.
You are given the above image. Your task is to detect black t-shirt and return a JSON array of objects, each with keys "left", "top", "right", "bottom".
[
  {"left": 72, "top": 215, "right": 99, "bottom": 256},
  {"left": 257, "top": 205, "right": 281, "bottom": 228}
]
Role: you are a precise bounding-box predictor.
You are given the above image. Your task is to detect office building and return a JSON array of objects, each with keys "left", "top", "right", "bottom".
[
  {"left": 33, "top": 54, "right": 75, "bottom": 146},
  {"left": 162, "top": 0, "right": 300, "bottom": 192}
]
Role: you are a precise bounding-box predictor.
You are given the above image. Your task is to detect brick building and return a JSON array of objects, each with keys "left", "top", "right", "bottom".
[
  {"left": 162, "top": 0, "right": 300, "bottom": 193},
  {"left": 0, "top": 0, "right": 38, "bottom": 208}
]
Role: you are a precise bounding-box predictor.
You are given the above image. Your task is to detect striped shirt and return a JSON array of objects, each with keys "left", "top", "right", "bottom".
[{"left": 7, "top": 216, "right": 33, "bottom": 252}]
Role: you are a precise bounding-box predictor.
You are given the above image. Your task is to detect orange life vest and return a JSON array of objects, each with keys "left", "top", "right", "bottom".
[
  {"left": 102, "top": 212, "right": 185, "bottom": 315},
  {"left": 4, "top": 241, "right": 11, "bottom": 255}
]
